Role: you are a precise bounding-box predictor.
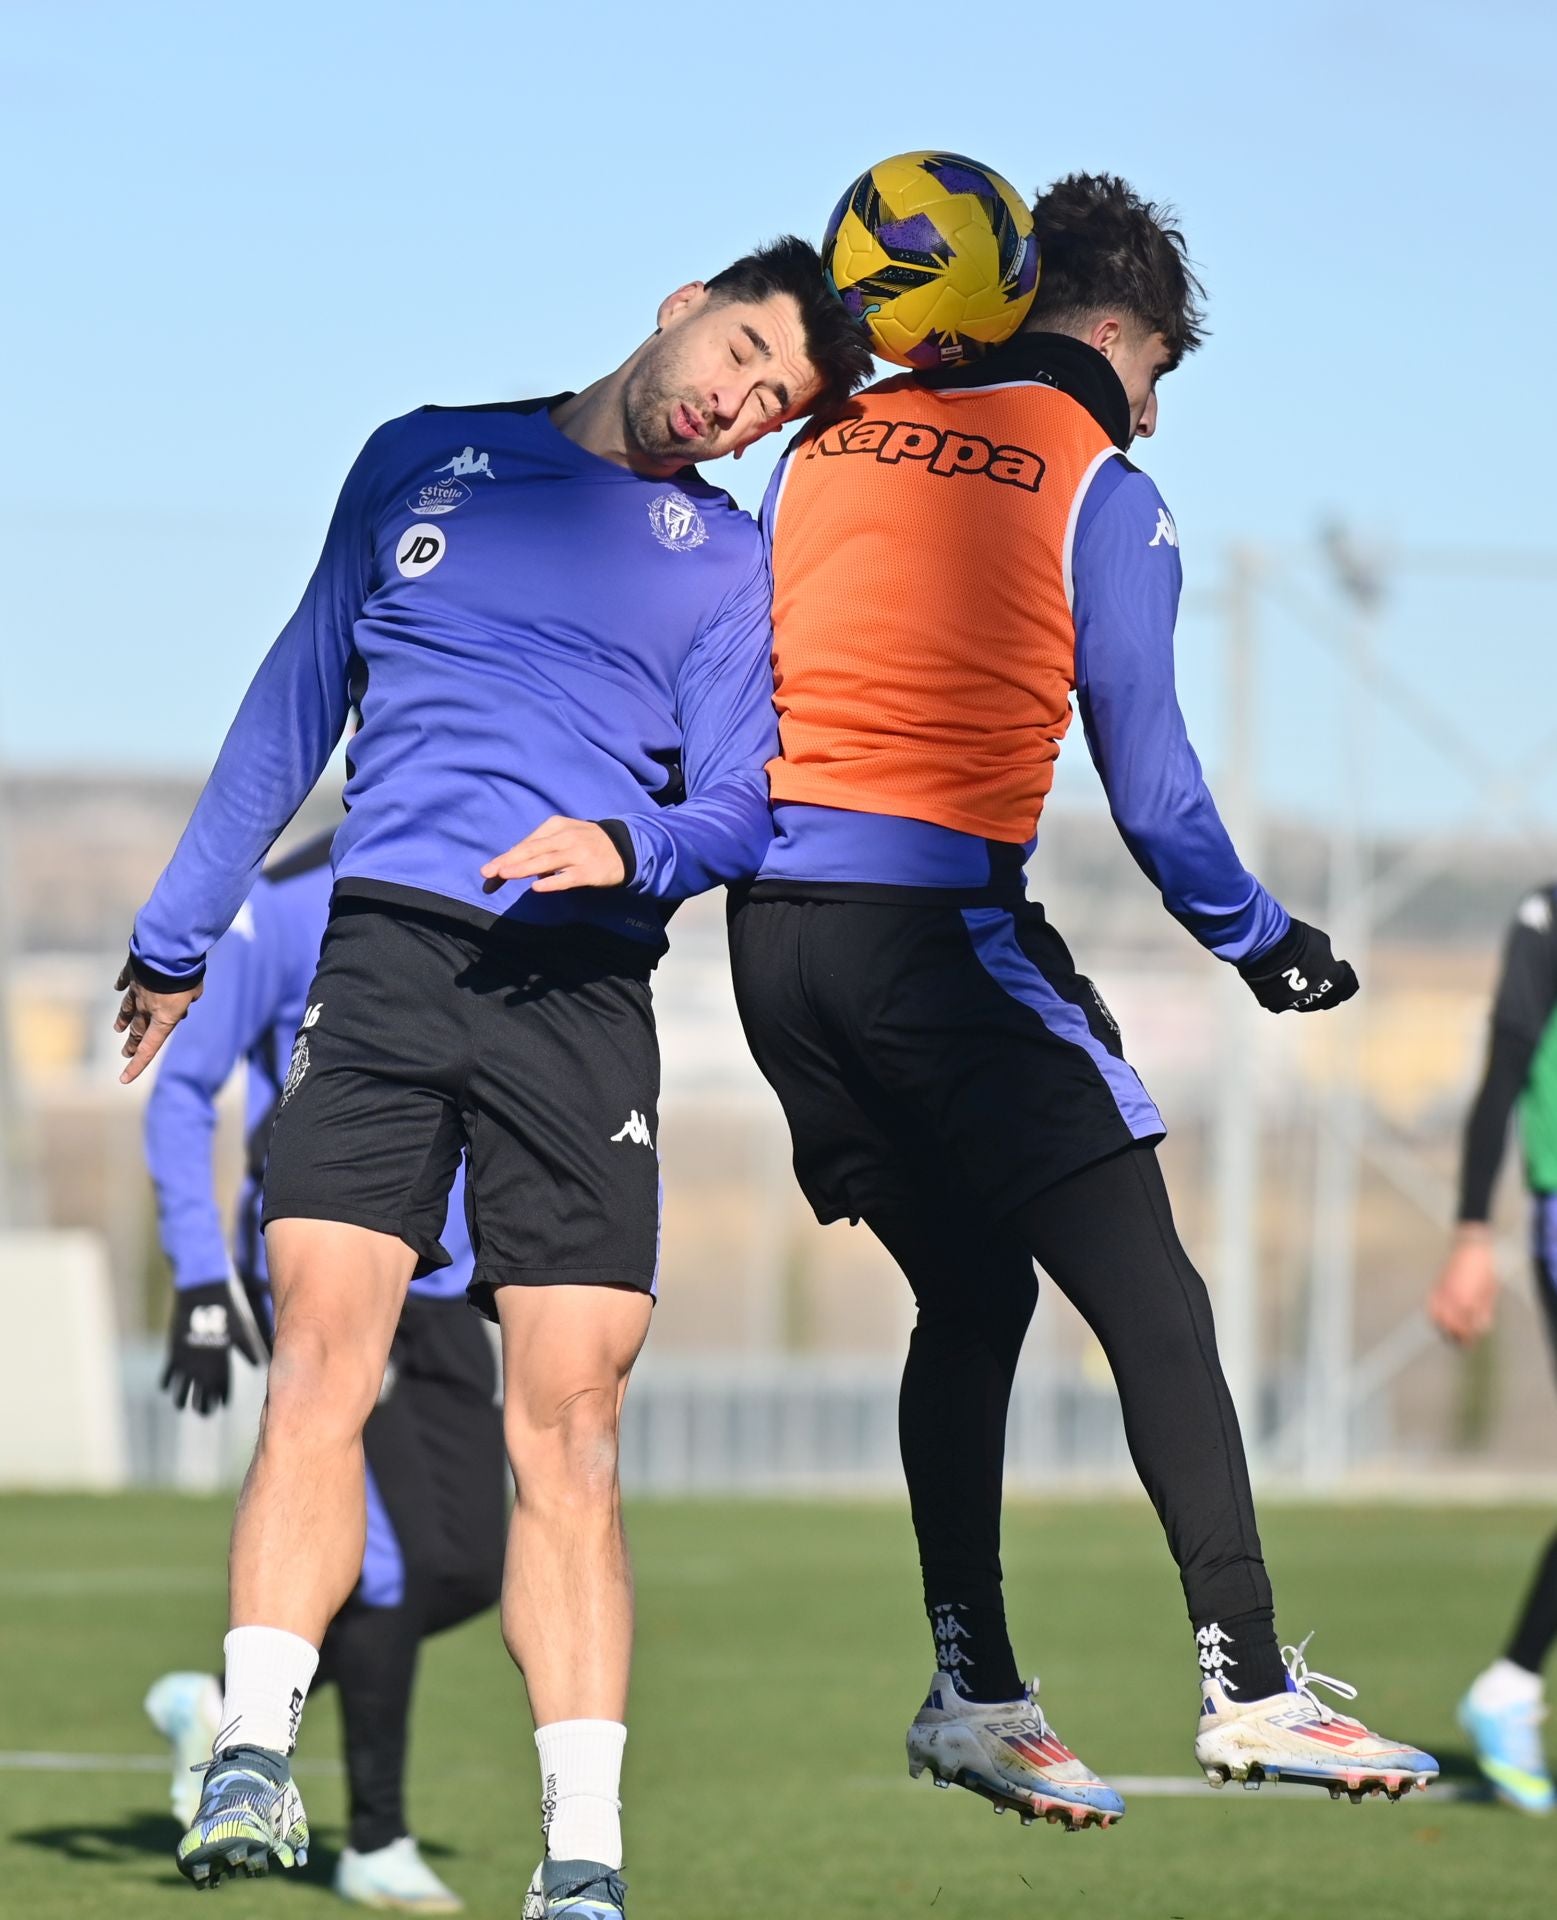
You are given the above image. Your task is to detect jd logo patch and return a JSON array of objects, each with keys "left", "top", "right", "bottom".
[{"left": 396, "top": 524, "right": 447, "bottom": 578}]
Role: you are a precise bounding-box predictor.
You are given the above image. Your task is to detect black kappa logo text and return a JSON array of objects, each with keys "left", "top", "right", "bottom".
[{"left": 806, "top": 417, "right": 1046, "bottom": 492}]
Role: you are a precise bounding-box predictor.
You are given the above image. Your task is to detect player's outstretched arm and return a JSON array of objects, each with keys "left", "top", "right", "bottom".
[
  {"left": 144, "top": 899, "right": 279, "bottom": 1409},
  {"left": 1430, "top": 890, "right": 1557, "bottom": 1342},
  {"left": 1073, "top": 463, "right": 1354, "bottom": 1014},
  {"left": 118, "top": 427, "right": 389, "bottom": 1080}
]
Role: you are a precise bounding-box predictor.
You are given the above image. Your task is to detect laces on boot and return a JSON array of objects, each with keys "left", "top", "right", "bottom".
[
  {"left": 1280, "top": 1633, "right": 1359, "bottom": 1721},
  {"left": 1021, "top": 1679, "right": 1053, "bottom": 1739}
]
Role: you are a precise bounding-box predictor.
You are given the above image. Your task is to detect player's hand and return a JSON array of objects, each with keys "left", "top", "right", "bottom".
[
  {"left": 480, "top": 817, "right": 627, "bottom": 894},
  {"left": 1237, "top": 920, "right": 1359, "bottom": 1014},
  {"left": 160, "top": 1281, "right": 266, "bottom": 1416},
  {"left": 1427, "top": 1229, "right": 1499, "bottom": 1347},
  {"left": 114, "top": 960, "right": 202, "bottom": 1083}
]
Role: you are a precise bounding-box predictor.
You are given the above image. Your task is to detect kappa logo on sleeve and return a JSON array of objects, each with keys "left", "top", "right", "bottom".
[
  {"left": 396, "top": 523, "right": 447, "bottom": 578},
  {"left": 1149, "top": 506, "right": 1178, "bottom": 548}
]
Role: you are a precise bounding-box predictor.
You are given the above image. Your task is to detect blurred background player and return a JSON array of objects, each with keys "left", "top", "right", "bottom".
[
  {"left": 731, "top": 166, "right": 1437, "bottom": 1826},
  {"left": 1429, "top": 882, "right": 1557, "bottom": 1814},
  {"left": 112, "top": 238, "right": 871, "bottom": 1915},
  {"left": 140, "top": 827, "right": 506, "bottom": 1910}
]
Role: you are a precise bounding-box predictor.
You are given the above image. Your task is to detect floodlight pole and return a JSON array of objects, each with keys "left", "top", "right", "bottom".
[
  {"left": 1301, "top": 527, "right": 1381, "bottom": 1486},
  {"left": 1211, "top": 545, "right": 1264, "bottom": 1458}
]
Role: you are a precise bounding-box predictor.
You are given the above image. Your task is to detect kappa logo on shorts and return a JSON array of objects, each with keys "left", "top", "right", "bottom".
[{"left": 610, "top": 1109, "right": 654, "bottom": 1148}]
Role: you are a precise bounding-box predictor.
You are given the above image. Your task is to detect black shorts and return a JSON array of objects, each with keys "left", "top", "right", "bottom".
[
  {"left": 727, "top": 892, "right": 1164, "bottom": 1224},
  {"left": 262, "top": 898, "right": 661, "bottom": 1314}
]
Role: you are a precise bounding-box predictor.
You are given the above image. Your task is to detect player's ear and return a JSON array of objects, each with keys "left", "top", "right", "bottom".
[
  {"left": 1089, "top": 315, "right": 1124, "bottom": 362},
  {"left": 656, "top": 282, "right": 707, "bottom": 331}
]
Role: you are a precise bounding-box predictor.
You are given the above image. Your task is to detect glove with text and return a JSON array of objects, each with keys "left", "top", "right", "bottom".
[
  {"left": 1237, "top": 919, "right": 1359, "bottom": 1014},
  {"left": 161, "top": 1280, "right": 266, "bottom": 1416}
]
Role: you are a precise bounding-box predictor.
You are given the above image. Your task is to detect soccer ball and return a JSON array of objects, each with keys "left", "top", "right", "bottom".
[{"left": 822, "top": 151, "right": 1039, "bottom": 370}]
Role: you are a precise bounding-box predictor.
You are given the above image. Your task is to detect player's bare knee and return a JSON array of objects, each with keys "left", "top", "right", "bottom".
[
  {"left": 506, "top": 1384, "right": 623, "bottom": 1509},
  {"left": 262, "top": 1323, "right": 380, "bottom": 1450}
]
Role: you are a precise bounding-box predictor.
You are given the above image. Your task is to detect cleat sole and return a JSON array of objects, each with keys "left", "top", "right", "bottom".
[{"left": 917, "top": 1757, "right": 1121, "bottom": 1831}]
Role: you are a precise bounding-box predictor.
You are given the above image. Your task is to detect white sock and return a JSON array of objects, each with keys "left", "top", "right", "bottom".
[
  {"left": 1469, "top": 1657, "right": 1544, "bottom": 1711},
  {"left": 535, "top": 1720, "right": 626, "bottom": 1869},
  {"left": 218, "top": 1626, "right": 320, "bottom": 1755}
]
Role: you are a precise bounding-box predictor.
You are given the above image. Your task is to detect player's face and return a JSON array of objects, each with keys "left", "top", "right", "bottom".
[
  {"left": 1102, "top": 322, "right": 1174, "bottom": 443},
  {"left": 625, "top": 287, "right": 823, "bottom": 464}
]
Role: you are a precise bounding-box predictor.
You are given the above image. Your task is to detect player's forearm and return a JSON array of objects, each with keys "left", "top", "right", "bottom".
[
  {"left": 1456, "top": 1025, "right": 1534, "bottom": 1222},
  {"left": 1112, "top": 798, "right": 1290, "bottom": 963},
  {"left": 602, "top": 771, "right": 774, "bottom": 901},
  {"left": 144, "top": 1077, "right": 231, "bottom": 1287},
  {"left": 131, "top": 642, "right": 348, "bottom": 982}
]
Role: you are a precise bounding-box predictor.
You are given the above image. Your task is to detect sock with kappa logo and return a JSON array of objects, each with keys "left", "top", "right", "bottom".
[
  {"left": 1194, "top": 1607, "right": 1287, "bottom": 1703},
  {"left": 928, "top": 1600, "right": 1024, "bottom": 1705}
]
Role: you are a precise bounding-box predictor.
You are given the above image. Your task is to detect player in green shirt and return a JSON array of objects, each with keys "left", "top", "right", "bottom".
[{"left": 1430, "top": 883, "right": 1557, "bottom": 1813}]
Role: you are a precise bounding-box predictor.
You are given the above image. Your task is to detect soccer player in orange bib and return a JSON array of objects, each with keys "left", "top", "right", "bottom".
[{"left": 729, "top": 171, "right": 1436, "bottom": 1823}]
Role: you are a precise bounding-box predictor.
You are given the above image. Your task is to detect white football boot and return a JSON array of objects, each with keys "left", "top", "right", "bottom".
[
  {"left": 1194, "top": 1633, "right": 1439, "bottom": 1802},
  {"left": 143, "top": 1670, "right": 223, "bottom": 1827},
  {"left": 334, "top": 1836, "right": 464, "bottom": 1911},
  {"left": 907, "top": 1672, "right": 1125, "bottom": 1830}
]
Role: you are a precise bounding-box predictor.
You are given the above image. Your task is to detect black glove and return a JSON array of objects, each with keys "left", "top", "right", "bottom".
[
  {"left": 161, "top": 1281, "right": 266, "bottom": 1416},
  {"left": 1237, "top": 918, "right": 1359, "bottom": 1014}
]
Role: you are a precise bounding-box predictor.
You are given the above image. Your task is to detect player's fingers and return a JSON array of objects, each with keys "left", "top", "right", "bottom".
[
  {"left": 120, "top": 1013, "right": 176, "bottom": 1084},
  {"left": 114, "top": 989, "right": 140, "bottom": 1034},
  {"left": 529, "top": 868, "right": 580, "bottom": 893},
  {"left": 115, "top": 963, "right": 132, "bottom": 993}
]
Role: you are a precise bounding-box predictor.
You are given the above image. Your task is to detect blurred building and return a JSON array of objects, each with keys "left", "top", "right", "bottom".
[{"left": 7, "top": 769, "right": 1557, "bottom": 1483}]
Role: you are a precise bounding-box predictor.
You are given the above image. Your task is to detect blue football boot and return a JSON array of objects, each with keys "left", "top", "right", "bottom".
[
  {"left": 175, "top": 1743, "right": 309, "bottom": 1887},
  {"left": 522, "top": 1858, "right": 628, "bottom": 1919},
  {"left": 1459, "top": 1682, "right": 1553, "bottom": 1814}
]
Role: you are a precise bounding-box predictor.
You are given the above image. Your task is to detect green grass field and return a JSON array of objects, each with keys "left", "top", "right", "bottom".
[{"left": 2, "top": 1494, "right": 1552, "bottom": 1918}]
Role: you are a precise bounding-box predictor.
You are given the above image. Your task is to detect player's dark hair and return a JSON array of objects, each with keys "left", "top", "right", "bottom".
[
  {"left": 705, "top": 235, "right": 875, "bottom": 411},
  {"left": 1025, "top": 173, "right": 1207, "bottom": 368}
]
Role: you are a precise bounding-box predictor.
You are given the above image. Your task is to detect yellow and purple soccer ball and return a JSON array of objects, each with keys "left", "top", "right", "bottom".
[{"left": 823, "top": 151, "right": 1039, "bottom": 370}]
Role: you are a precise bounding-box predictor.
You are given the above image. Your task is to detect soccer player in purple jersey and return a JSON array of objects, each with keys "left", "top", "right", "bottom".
[
  {"left": 114, "top": 237, "right": 872, "bottom": 1915},
  {"left": 141, "top": 829, "right": 505, "bottom": 1911}
]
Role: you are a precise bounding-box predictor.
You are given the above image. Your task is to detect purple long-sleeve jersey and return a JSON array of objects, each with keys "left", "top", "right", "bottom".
[{"left": 130, "top": 400, "right": 779, "bottom": 988}]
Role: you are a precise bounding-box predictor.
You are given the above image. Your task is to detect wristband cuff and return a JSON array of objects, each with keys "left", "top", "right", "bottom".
[{"left": 594, "top": 819, "right": 638, "bottom": 887}]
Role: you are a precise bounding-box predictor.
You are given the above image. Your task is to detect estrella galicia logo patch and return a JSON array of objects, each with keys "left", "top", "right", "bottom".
[
  {"left": 647, "top": 490, "right": 708, "bottom": 552},
  {"left": 407, "top": 476, "right": 472, "bottom": 516},
  {"left": 395, "top": 523, "right": 447, "bottom": 578}
]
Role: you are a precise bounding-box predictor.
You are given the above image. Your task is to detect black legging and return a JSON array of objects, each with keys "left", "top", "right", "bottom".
[{"left": 875, "top": 1141, "right": 1271, "bottom": 1635}]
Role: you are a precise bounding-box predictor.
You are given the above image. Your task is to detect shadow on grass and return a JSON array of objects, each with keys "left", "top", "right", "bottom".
[
  {"left": 10, "top": 1815, "right": 454, "bottom": 1887},
  {"left": 11, "top": 1809, "right": 185, "bottom": 1878},
  {"left": 1431, "top": 1746, "right": 1495, "bottom": 1790}
]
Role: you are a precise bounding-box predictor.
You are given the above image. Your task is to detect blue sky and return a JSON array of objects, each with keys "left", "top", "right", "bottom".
[{"left": 5, "top": 0, "right": 1555, "bottom": 834}]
